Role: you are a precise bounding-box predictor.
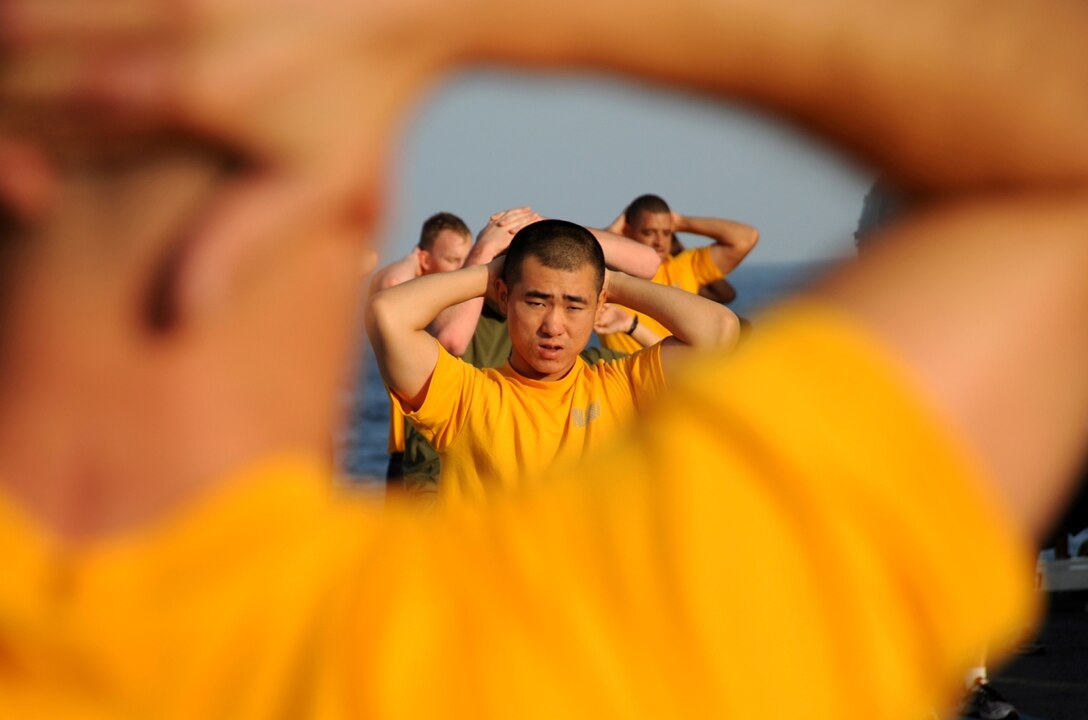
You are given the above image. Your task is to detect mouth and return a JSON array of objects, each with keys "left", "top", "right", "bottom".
[{"left": 536, "top": 343, "right": 565, "bottom": 360}]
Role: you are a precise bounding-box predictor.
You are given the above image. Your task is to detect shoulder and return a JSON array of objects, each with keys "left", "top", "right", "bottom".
[
  {"left": 687, "top": 246, "right": 716, "bottom": 263},
  {"left": 596, "top": 344, "right": 665, "bottom": 382},
  {"left": 371, "top": 250, "right": 422, "bottom": 291},
  {"left": 665, "top": 248, "right": 708, "bottom": 273}
]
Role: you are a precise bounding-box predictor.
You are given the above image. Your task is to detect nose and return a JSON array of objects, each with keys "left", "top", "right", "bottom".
[{"left": 539, "top": 306, "right": 564, "bottom": 337}]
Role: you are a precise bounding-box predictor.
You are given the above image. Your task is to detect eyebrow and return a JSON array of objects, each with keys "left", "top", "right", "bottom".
[{"left": 524, "top": 289, "right": 589, "bottom": 304}]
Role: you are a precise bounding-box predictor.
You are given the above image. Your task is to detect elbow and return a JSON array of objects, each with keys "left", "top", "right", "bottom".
[
  {"left": 434, "top": 327, "right": 470, "bottom": 357},
  {"left": 716, "top": 308, "right": 741, "bottom": 351},
  {"left": 635, "top": 247, "right": 662, "bottom": 279},
  {"left": 740, "top": 227, "right": 760, "bottom": 255},
  {"left": 364, "top": 290, "right": 397, "bottom": 346}
]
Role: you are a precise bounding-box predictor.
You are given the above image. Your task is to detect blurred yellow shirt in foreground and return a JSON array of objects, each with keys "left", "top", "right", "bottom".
[{"left": 0, "top": 303, "right": 1036, "bottom": 719}]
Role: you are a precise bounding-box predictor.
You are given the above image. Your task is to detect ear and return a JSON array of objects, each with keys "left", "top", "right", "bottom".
[
  {"left": 496, "top": 278, "right": 511, "bottom": 315},
  {"left": 143, "top": 150, "right": 375, "bottom": 332},
  {"left": 119, "top": 148, "right": 236, "bottom": 332},
  {"left": 594, "top": 289, "right": 608, "bottom": 323},
  {"left": 417, "top": 249, "right": 434, "bottom": 274}
]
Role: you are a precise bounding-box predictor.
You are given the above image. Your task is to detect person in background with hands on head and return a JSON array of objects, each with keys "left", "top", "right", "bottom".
[
  {"left": 599, "top": 194, "right": 758, "bottom": 352},
  {"left": 368, "top": 211, "right": 473, "bottom": 293}
]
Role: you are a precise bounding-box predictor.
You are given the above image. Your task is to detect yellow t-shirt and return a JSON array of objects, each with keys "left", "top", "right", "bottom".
[
  {"left": 393, "top": 342, "right": 666, "bottom": 505},
  {"left": 600, "top": 246, "right": 725, "bottom": 354},
  {"left": 0, "top": 303, "right": 1037, "bottom": 720},
  {"left": 387, "top": 402, "right": 406, "bottom": 454}
]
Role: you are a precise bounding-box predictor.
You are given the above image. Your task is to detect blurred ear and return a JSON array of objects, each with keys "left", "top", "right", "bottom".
[
  {"left": 140, "top": 152, "right": 240, "bottom": 332},
  {"left": 594, "top": 289, "right": 607, "bottom": 323},
  {"left": 145, "top": 154, "right": 374, "bottom": 333},
  {"left": 417, "top": 249, "right": 434, "bottom": 274}
]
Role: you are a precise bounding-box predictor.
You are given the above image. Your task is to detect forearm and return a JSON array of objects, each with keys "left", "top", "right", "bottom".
[
  {"left": 368, "top": 264, "right": 490, "bottom": 340},
  {"left": 367, "top": 253, "right": 421, "bottom": 296},
  {"left": 675, "top": 215, "right": 758, "bottom": 252},
  {"left": 629, "top": 318, "right": 664, "bottom": 348},
  {"left": 465, "top": 0, "right": 1088, "bottom": 190},
  {"left": 812, "top": 192, "right": 1088, "bottom": 539},
  {"left": 425, "top": 236, "right": 508, "bottom": 354},
  {"left": 366, "top": 264, "right": 491, "bottom": 404},
  {"left": 427, "top": 299, "right": 484, "bottom": 356},
  {"left": 606, "top": 272, "right": 738, "bottom": 349},
  {"left": 589, "top": 228, "right": 660, "bottom": 279}
]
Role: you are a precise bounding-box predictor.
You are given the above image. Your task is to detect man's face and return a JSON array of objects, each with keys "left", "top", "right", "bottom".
[
  {"left": 419, "top": 229, "right": 470, "bottom": 274},
  {"left": 499, "top": 256, "right": 604, "bottom": 382},
  {"left": 627, "top": 211, "right": 673, "bottom": 261}
]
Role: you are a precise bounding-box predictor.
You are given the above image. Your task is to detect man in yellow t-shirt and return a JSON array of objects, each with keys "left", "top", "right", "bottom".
[
  {"left": 367, "top": 219, "right": 739, "bottom": 503},
  {"left": 598, "top": 194, "right": 759, "bottom": 353},
  {"left": 2, "top": 0, "right": 1088, "bottom": 718}
]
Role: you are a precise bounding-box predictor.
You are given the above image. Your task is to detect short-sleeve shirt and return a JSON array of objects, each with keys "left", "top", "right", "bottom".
[
  {"left": 600, "top": 246, "right": 725, "bottom": 354},
  {"left": 392, "top": 342, "right": 666, "bottom": 504}
]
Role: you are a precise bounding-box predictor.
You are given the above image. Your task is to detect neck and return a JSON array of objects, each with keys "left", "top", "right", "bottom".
[
  {"left": 0, "top": 314, "right": 336, "bottom": 542},
  {"left": 507, "top": 353, "right": 578, "bottom": 383}
]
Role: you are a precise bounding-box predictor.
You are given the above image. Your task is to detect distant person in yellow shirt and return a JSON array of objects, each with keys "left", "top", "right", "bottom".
[
  {"left": 367, "top": 219, "right": 739, "bottom": 503},
  {"left": 598, "top": 194, "right": 759, "bottom": 353},
  {"left": 1, "top": 0, "right": 1087, "bottom": 718}
]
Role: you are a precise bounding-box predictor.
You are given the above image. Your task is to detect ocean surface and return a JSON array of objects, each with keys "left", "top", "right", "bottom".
[{"left": 337, "top": 259, "right": 840, "bottom": 482}]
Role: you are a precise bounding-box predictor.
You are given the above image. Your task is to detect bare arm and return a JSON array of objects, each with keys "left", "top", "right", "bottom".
[
  {"left": 367, "top": 250, "right": 422, "bottom": 296},
  {"left": 588, "top": 227, "right": 660, "bottom": 279},
  {"left": 366, "top": 263, "right": 494, "bottom": 409},
  {"left": 427, "top": 207, "right": 540, "bottom": 355},
  {"left": 469, "top": 0, "right": 1088, "bottom": 190},
  {"left": 672, "top": 212, "right": 758, "bottom": 277},
  {"left": 594, "top": 305, "right": 664, "bottom": 349},
  {"left": 810, "top": 192, "right": 1088, "bottom": 538},
  {"left": 604, "top": 270, "right": 739, "bottom": 376}
]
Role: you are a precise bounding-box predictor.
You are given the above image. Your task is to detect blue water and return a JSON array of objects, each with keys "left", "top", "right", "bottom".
[{"left": 337, "top": 260, "right": 842, "bottom": 481}]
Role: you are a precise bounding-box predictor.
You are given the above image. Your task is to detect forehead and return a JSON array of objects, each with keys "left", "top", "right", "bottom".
[
  {"left": 511, "top": 255, "right": 599, "bottom": 296},
  {"left": 431, "top": 228, "right": 470, "bottom": 251},
  {"left": 631, "top": 211, "right": 672, "bottom": 231}
]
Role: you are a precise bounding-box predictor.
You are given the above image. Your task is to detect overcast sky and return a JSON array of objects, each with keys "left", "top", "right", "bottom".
[{"left": 377, "top": 69, "right": 874, "bottom": 266}]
